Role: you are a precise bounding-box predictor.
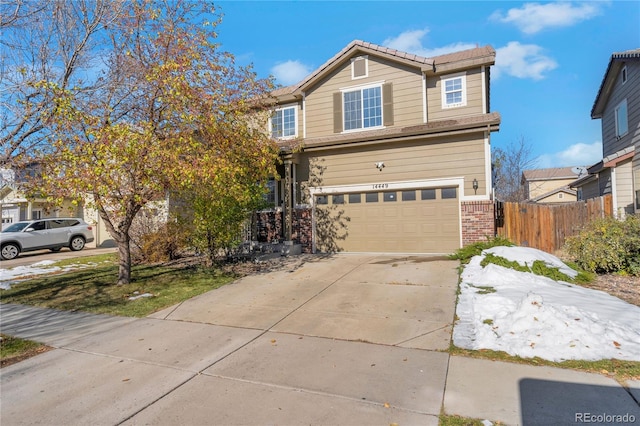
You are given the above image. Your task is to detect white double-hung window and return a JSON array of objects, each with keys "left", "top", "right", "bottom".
[
  {"left": 343, "top": 85, "right": 382, "bottom": 131},
  {"left": 441, "top": 72, "right": 467, "bottom": 109},
  {"left": 271, "top": 106, "right": 297, "bottom": 139}
]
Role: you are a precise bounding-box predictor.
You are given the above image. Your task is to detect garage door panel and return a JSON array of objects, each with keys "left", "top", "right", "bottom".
[{"left": 316, "top": 187, "right": 460, "bottom": 253}]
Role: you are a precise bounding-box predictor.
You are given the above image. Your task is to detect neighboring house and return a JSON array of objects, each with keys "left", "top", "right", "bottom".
[
  {"left": 0, "top": 168, "right": 84, "bottom": 230},
  {"left": 261, "top": 40, "right": 500, "bottom": 254},
  {"left": 522, "top": 167, "right": 581, "bottom": 203},
  {"left": 571, "top": 49, "right": 640, "bottom": 217}
]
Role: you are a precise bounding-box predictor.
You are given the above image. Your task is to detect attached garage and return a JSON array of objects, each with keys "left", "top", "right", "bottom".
[{"left": 314, "top": 185, "right": 461, "bottom": 253}]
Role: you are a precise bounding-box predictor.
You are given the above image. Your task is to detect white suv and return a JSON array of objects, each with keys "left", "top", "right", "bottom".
[{"left": 0, "top": 218, "right": 95, "bottom": 260}]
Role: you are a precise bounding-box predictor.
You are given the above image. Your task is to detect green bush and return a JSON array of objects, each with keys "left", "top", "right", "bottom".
[
  {"left": 450, "top": 236, "right": 514, "bottom": 264},
  {"left": 564, "top": 214, "right": 640, "bottom": 276}
]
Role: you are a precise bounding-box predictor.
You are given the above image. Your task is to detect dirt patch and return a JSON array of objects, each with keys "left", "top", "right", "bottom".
[{"left": 580, "top": 274, "right": 640, "bottom": 307}]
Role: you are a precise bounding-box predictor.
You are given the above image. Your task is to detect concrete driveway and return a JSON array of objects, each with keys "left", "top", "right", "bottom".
[{"left": 1, "top": 254, "right": 458, "bottom": 425}]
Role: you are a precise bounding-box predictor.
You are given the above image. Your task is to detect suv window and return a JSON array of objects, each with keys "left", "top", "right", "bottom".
[
  {"left": 50, "top": 220, "right": 68, "bottom": 229},
  {"left": 66, "top": 219, "right": 80, "bottom": 226},
  {"left": 29, "top": 221, "right": 47, "bottom": 231}
]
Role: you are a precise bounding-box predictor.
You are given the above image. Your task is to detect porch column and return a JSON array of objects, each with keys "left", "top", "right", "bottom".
[{"left": 283, "top": 159, "right": 293, "bottom": 241}]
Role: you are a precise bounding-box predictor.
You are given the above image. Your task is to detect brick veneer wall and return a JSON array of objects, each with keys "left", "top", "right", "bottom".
[
  {"left": 461, "top": 200, "right": 495, "bottom": 246},
  {"left": 255, "top": 207, "right": 313, "bottom": 253},
  {"left": 293, "top": 207, "right": 313, "bottom": 253},
  {"left": 256, "top": 209, "right": 282, "bottom": 243}
]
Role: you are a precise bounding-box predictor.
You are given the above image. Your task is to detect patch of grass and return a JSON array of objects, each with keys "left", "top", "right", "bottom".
[
  {"left": 0, "top": 334, "right": 42, "bottom": 359},
  {"left": 480, "top": 253, "right": 529, "bottom": 273},
  {"left": 0, "top": 334, "right": 51, "bottom": 368},
  {"left": 439, "top": 414, "right": 503, "bottom": 426},
  {"left": 0, "top": 261, "right": 236, "bottom": 317},
  {"left": 469, "top": 284, "right": 497, "bottom": 295},
  {"left": 480, "top": 253, "right": 591, "bottom": 284},
  {"left": 449, "top": 236, "right": 514, "bottom": 264},
  {"left": 449, "top": 344, "right": 640, "bottom": 382},
  {"left": 51, "top": 253, "right": 118, "bottom": 268},
  {"left": 564, "top": 261, "right": 596, "bottom": 285}
]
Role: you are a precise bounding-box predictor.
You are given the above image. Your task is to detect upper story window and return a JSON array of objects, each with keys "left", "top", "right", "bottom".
[
  {"left": 270, "top": 106, "right": 297, "bottom": 139},
  {"left": 441, "top": 72, "right": 467, "bottom": 109},
  {"left": 333, "top": 82, "right": 393, "bottom": 133},
  {"left": 621, "top": 66, "right": 627, "bottom": 84},
  {"left": 343, "top": 85, "right": 382, "bottom": 131},
  {"left": 615, "top": 99, "right": 628, "bottom": 138}
]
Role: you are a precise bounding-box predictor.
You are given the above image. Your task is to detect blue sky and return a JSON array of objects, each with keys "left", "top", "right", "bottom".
[{"left": 214, "top": 1, "right": 639, "bottom": 170}]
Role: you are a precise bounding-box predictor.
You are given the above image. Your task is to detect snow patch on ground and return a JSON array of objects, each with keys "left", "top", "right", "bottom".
[
  {"left": 0, "top": 261, "right": 102, "bottom": 290},
  {"left": 453, "top": 246, "right": 640, "bottom": 362}
]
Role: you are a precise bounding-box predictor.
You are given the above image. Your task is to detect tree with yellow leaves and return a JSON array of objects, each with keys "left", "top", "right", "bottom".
[{"left": 35, "top": 0, "right": 278, "bottom": 284}]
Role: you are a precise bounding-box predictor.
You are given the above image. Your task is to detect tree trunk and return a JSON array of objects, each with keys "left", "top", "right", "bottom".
[
  {"left": 97, "top": 204, "right": 138, "bottom": 285},
  {"left": 116, "top": 235, "right": 132, "bottom": 285}
]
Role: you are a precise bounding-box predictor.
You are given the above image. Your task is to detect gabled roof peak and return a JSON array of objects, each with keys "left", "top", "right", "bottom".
[{"left": 273, "top": 39, "right": 495, "bottom": 99}]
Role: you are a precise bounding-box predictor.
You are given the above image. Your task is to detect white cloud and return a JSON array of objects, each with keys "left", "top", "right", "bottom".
[
  {"left": 494, "top": 41, "right": 558, "bottom": 80},
  {"left": 383, "top": 28, "right": 476, "bottom": 58},
  {"left": 490, "top": 2, "right": 603, "bottom": 34},
  {"left": 270, "top": 60, "right": 312, "bottom": 86},
  {"left": 536, "top": 141, "right": 602, "bottom": 168}
]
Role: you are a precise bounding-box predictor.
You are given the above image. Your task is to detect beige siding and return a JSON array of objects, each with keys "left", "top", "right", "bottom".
[
  {"left": 615, "top": 159, "right": 634, "bottom": 215},
  {"left": 528, "top": 178, "right": 576, "bottom": 199},
  {"left": 427, "top": 68, "right": 485, "bottom": 120},
  {"left": 297, "top": 133, "right": 487, "bottom": 202},
  {"left": 634, "top": 156, "right": 640, "bottom": 212},
  {"left": 536, "top": 192, "right": 576, "bottom": 203},
  {"left": 304, "top": 56, "right": 424, "bottom": 138}
]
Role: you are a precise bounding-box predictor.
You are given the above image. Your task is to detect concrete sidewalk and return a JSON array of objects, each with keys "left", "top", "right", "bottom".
[{"left": 1, "top": 254, "right": 638, "bottom": 425}]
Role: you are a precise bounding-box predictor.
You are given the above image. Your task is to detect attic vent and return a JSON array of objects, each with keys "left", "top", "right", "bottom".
[{"left": 351, "top": 56, "right": 368, "bottom": 79}]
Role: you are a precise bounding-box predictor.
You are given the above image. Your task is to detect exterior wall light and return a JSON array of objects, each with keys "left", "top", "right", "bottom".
[{"left": 473, "top": 178, "right": 479, "bottom": 194}]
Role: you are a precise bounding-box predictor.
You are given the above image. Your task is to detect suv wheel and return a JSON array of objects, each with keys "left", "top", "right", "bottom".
[
  {"left": 69, "top": 236, "right": 85, "bottom": 251},
  {"left": 1, "top": 243, "right": 20, "bottom": 260}
]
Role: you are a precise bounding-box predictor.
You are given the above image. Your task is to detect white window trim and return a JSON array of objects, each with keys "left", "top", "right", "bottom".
[
  {"left": 340, "top": 81, "right": 385, "bottom": 133},
  {"left": 269, "top": 104, "right": 298, "bottom": 140},
  {"left": 615, "top": 98, "right": 628, "bottom": 138},
  {"left": 441, "top": 71, "right": 467, "bottom": 109},
  {"left": 351, "top": 56, "right": 368, "bottom": 80}
]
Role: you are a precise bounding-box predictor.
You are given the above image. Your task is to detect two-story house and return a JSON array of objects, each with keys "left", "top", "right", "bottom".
[
  {"left": 571, "top": 49, "right": 640, "bottom": 217},
  {"left": 521, "top": 167, "right": 581, "bottom": 203},
  {"left": 261, "top": 40, "right": 500, "bottom": 254}
]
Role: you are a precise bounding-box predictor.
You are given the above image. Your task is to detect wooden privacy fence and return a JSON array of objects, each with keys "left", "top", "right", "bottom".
[{"left": 496, "top": 195, "right": 613, "bottom": 253}]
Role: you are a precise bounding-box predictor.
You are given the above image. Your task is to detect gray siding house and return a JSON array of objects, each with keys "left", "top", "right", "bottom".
[{"left": 571, "top": 49, "right": 640, "bottom": 217}]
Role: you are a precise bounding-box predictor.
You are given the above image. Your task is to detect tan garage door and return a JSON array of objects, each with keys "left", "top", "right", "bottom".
[{"left": 315, "top": 187, "right": 460, "bottom": 253}]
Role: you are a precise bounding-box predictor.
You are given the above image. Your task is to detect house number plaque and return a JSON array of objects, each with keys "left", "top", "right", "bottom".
[{"left": 372, "top": 183, "right": 389, "bottom": 189}]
